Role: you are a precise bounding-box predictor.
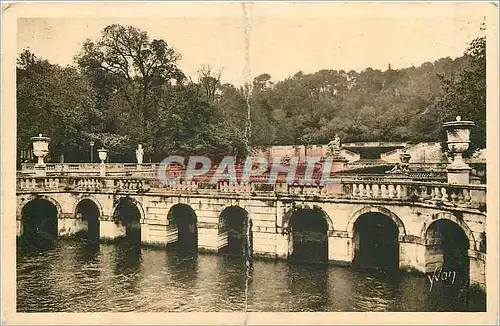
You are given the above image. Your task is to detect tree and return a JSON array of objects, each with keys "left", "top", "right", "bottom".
[
  {"left": 151, "top": 84, "right": 231, "bottom": 159},
  {"left": 75, "top": 24, "right": 185, "bottom": 122},
  {"left": 197, "top": 64, "right": 222, "bottom": 102},
  {"left": 17, "top": 49, "right": 100, "bottom": 162},
  {"left": 436, "top": 34, "right": 486, "bottom": 153}
]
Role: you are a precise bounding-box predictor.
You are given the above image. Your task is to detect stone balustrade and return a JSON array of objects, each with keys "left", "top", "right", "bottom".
[
  {"left": 19, "top": 163, "right": 158, "bottom": 177},
  {"left": 339, "top": 179, "right": 486, "bottom": 209},
  {"left": 114, "top": 178, "right": 149, "bottom": 191},
  {"left": 16, "top": 175, "right": 486, "bottom": 210},
  {"left": 72, "top": 178, "right": 104, "bottom": 191}
]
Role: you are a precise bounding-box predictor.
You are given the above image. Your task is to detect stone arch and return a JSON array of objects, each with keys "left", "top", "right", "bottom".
[
  {"left": 348, "top": 205, "right": 404, "bottom": 270},
  {"left": 283, "top": 203, "right": 331, "bottom": 263},
  {"left": 109, "top": 196, "right": 145, "bottom": 222},
  {"left": 166, "top": 203, "right": 198, "bottom": 248},
  {"left": 72, "top": 195, "right": 103, "bottom": 219},
  {"left": 346, "top": 205, "right": 406, "bottom": 238},
  {"left": 282, "top": 203, "right": 334, "bottom": 232},
  {"left": 218, "top": 205, "right": 251, "bottom": 233},
  {"left": 420, "top": 212, "right": 477, "bottom": 251},
  {"left": 218, "top": 205, "right": 252, "bottom": 256},
  {"left": 167, "top": 203, "right": 198, "bottom": 224},
  {"left": 17, "top": 195, "right": 63, "bottom": 220},
  {"left": 18, "top": 195, "right": 61, "bottom": 245}
]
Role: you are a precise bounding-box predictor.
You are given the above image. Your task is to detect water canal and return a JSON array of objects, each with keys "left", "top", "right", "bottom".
[{"left": 17, "top": 238, "right": 485, "bottom": 312}]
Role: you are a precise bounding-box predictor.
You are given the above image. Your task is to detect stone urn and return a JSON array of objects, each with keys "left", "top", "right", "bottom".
[
  {"left": 31, "top": 133, "right": 50, "bottom": 168},
  {"left": 97, "top": 148, "right": 109, "bottom": 177},
  {"left": 97, "top": 148, "right": 109, "bottom": 163},
  {"left": 442, "top": 116, "right": 475, "bottom": 184}
]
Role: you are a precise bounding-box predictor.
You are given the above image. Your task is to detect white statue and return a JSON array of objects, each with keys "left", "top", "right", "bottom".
[
  {"left": 327, "top": 134, "right": 341, "bottom": 156},
  {"left": 136, "top": 144, "right": 144, "bottom": 164},
  {"left": 334, "top": 134, "right": 341, "bottom": 149}
]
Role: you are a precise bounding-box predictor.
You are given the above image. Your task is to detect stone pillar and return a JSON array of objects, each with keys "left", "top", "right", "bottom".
[
  {"left": 275, "top": 233, "right": 289, "bottom": 259},
  {"left": 443, "top": 116, "right": 475, "bottom": 185},
  {"left": 197, "top": 226, "right": 219, "bottom": 253},
  {"left": 140, "top": 223, "right": 151, "bottom": 244},
  {"left": 17, "top": 220, "right": 22, "bottom": 237},
  {"left": 328, "top": 233, "right": 351, "bottom": 265},
  {"left": 469, "top": 249, "right": 486, "bottom": 290},
  {"left": 100, "top": 220, "right": 125, "bottom": 240},
  {"left": 398, "top": 237, "right": 426, "bottom": 273},
  {"left": 58, "top": 217, "right": 79, "bottom": 238}
]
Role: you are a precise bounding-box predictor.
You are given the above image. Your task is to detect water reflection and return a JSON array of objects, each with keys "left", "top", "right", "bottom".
[
  {"left": 17, "top": 239, "right": 486, "bottom": 312},
  {"left": 287, "top": 262, "right": 331, "bottom": 311},
  {"left": 164, "top": 248, "right": 199, "bottom": 287}
]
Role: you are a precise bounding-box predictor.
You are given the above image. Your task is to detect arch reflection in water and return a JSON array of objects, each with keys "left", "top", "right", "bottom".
[
  {"left": 111, "top": 240, "right": 143, "bottom": 302},
  {"left": 20, "top": 198, "right": 59, "bottom": 250},
  {"left": 164, "top": 248, "right": 199, "bottom": 287},
  {"left": 286, "top": 262, "right": 330, "bottom": 311},
  {"left": 16, "top": 240, "right": 486, "bottom": 312},
  {"left": 353, "top": 212, "right": 400, "bottom": 271}
]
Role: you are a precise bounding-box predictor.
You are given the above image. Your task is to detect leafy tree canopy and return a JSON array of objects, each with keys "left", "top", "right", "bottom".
[{"left": 17, "top": 25, "right": 486, "bottom": 163}]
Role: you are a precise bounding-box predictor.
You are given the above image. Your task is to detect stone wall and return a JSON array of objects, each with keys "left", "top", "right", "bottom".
[{"left": 16, "top": 191, "right": 487, "bottom": 288}]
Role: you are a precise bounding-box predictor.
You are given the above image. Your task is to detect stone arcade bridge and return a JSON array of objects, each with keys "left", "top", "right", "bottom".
[{"left": 16, "top": 168, "right": 487, "bottom": 288}]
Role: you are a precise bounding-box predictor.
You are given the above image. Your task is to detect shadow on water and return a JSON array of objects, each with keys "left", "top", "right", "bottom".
[
  {"left": 17, "top": 239, "right": 486, "bottom": 312},
  {"left": 111, "top": 238, "right": 143, "bottom": 296},
  {"left": 212, "top": 254, "right": 248, "bottom": 311},
  {"left": 17, "top": 235, "right": 57, "bottom": 258},
  {"left": 286, "top": 261, "right": 330, "bottom": 311},
  {"left": 73, "top": 234, "right": 101, "bottom": 263},
  {"left": 420, "top": 276, "right": 486, "bottom": 312},
  {"left": 164, "top": 245, "right": 199, "bottom": 287}
]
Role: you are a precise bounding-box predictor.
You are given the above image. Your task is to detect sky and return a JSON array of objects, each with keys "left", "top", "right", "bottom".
[{"left": 16, "top": 2, "right": 489, "bottom": 86}]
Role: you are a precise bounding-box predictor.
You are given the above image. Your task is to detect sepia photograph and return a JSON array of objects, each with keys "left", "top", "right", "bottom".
[{"left": 2, "top": 1, "right": 498, "bottom": 324}]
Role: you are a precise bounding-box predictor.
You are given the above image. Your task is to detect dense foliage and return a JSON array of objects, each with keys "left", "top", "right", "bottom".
[{"left": 17, "top": 25, "right": 486, "bottom": 163}]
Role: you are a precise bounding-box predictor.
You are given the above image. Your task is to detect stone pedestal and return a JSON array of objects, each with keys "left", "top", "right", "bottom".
[
  {"left": 98, "top": 148, "right": 108, "bottom": 177},
  {"left": 447, "top": 167, "right": 472, "bottom": 185},
  {"left": 331, "top": 156, "right": 349, "bottom": 173},
  {"left": 34, "top": 165, "right": 47, "bottom": 177},
  {"left": 99, "top": 164, "right": 106, "bottom": 177}
]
